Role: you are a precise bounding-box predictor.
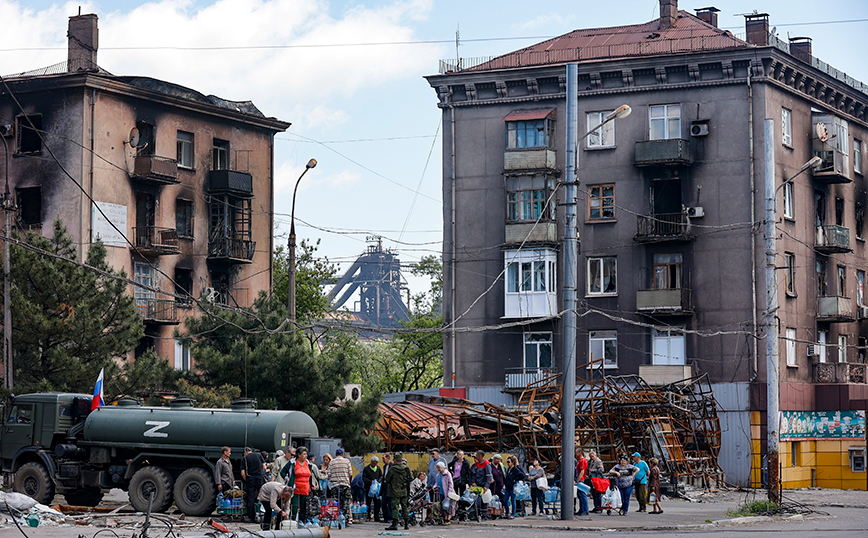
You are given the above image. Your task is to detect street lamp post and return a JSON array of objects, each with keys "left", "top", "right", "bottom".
[
  {"left": 288, "top": 158, "right": 317, "bottom": 323},
  {"left": 764, "top": 117, "right": 821, "bottom": 503},
  {"left": 562, "top": 62, "right": 630, "bottom": 519}
]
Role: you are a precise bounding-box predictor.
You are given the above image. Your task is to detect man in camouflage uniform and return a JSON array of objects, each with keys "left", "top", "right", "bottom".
[{"left": 383, "top": 454, "right": 412, "bottom": 530}]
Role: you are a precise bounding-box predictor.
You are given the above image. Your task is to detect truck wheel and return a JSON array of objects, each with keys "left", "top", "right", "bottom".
[
  {"left": 129, "top": 466, "right": 174, "bottom": 513},
  {"left": 64, "top": 488, "right": 104, "bottom": 507},
  {"left": 173, "top": 468, "right": 217, "bottom": 516},
  {"left": 14, "top": 462, "right": 55, "bottom": 505}
]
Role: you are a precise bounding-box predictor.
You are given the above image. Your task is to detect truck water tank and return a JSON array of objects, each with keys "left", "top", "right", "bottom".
[{"left": 82, "top": 405, "right": 318, "bottom": 452}]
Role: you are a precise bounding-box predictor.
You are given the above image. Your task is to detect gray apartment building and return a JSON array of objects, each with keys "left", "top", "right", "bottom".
[{"left": 426, "top": 1, "right": 868, "bottom": 489}]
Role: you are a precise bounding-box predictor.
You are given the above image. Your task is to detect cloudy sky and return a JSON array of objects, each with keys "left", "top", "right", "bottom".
[{"left": 2, "top": 0, "right": 867, "bottom": 302}]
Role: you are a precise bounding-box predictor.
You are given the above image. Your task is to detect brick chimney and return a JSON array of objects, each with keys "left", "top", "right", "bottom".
[
  {"left": 660, "top": 0, "right": 678, "bottom": 29},
  {"left": 744, "top": 13, "right": 769, "bottom": 46},
  {"left": 695, "top": 7, "right": 720, "bottom": 28},
  {"left": 789, "top": 37, "right": 812, "bottom": 63},
  {"left": 68, "top": 13, "right": 98, "bottom": 72}
]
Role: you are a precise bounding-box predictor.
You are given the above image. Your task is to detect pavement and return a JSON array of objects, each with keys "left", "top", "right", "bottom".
[{"left": 3, "top": 487, "right": 867, "bottom": 536}]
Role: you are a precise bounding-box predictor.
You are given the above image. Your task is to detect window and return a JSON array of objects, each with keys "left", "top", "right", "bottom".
[
  {"left": 213, "top": 139, "right": 230, "bottom": 170},
  {"left": 837, "top": 265, "right": 846, "bottom": 296},
  {"left": 588, "top": 184, "right": 615, "bottom": 220},
  {"left": 653, "top": 253, "right": 683, "bottom": 289},
  {"left": 652, "top": 328, "right": 685, "bottom": 365},
  {"left": 7, "top": 403, "right": 33, "bottom": 424},
  {"left": 506, "top": 119, "right": 553, "bottom": 149},
  {"left": 839, "top": 334, "right": 847, "bottom": 363},
  {"left": 818, "top": 331, "right": 828, "bottom": 363},
  {"left": 587, "top": 257, "right": 617, "bottom": 295},
  {"left": 858, "top": 270, "right": 865, "bottom": 306},
  {"left": 174, "top": 339, "right": 191, "bottom": 371},
  {"left": 857, "top": 202, "right": 865, "bottom": 239},
  {"left": 782, "top": 108, "right": 792, "bottom": 147},
  {"left": 785, "top": 253, "right": 796, "bottom": 295},
  {"left": 134, "top": 263, "right": 155, "bottom": 306},
  {"left": 817, "top": 260, "right": 827, "bottom": 296},
  {"left": 524, "top": 333, "right": 552, "bottom": 369},
  {"left": 176, "top": 199, "right": 194, "bottom": 238},
  {"left": 504, "top": 249, "right": 557, "bottom": 318},
  {"left": 855, "top": 139, "right": 863, "bottom": 174},
  {"left": 790, "top": 441, "right": 800, "bottom": 467},
  {"left": 783, "top": 181, "right": 794, "bottom": 219},
  {"left": 176, "top": 131, "right": 194, "bottom": 169},
  {"left": 836, "top": 197, "right": 844, "bottom": 226},
  {"left": 859, "top": 337, "right": 866, "bottom": 364},
  {"left": 649, "top": 104, "right": 681, "bottom": 140},
  {"left": 786, "top": 328, "right": 797, "bottom": 366},
  {"left": 588, "top": 331, "right": 617, "bottom": 369},
  {"left": 507, "top": 259, "right": 553, "bottom": 292},
  {"left": 16, "top": 114, "right": 42, "bottom": 154},
  {"left": 15, "top": 187, "right": 42, "bottom": 227},
  {"left": 586, "top": 111, "right": 615, "bottom": 148},
  {"left": 507, "top": 176, "right": 554, "bottom": 222},
  {"left": 174, "top": 267, "right": 193, "bottom": 306}
]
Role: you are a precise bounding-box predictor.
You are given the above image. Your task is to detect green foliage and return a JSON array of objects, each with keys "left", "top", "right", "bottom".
[
  {"left": 175, "top": 379, "right": 242, "bottom": 408},
  {"left": 409, "top": 255, "right": 442, "bottom": 315},
  {"left": 183, "top": 292, "right": 381, "bottom": 453},
  {"left": 111, "top": 349, "right": 181, "bottom": 404},
  {"left": 9, "top": 220, "right": 143, "bottom": 392},
  {"left": 725, "top": 500, "right": 780, "bottom": 517},
  {"left": 272, "top": 239, "right": 338, "bottom": 321}
]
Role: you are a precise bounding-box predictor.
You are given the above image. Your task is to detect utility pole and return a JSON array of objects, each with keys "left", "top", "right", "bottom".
[{"left": 1, "top": 133, "right": 12, "bottom": 390}]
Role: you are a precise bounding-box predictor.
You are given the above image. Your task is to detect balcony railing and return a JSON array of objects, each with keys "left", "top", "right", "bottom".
[
  {"left": 504, "top": 367, "right": 557, "bottom": 391},
  {"left": 636, "top": 288, "right": 692, "bottom": 315},
  {"left": 817, "top": 295, "right": 855, "bottom": 322},
  {"left": 133, "top": 226, "right": 180, "bottom": 255},
  {"left": 137, "top": 298, "right": 179, "bottom": 324},
  {"left": 635, "top": 213, "right": 691, "bottom": 242},
  {"left": 503, "top": 148, "right": 557, "bottom": 171},
  {"left": 208, "top": 236, "right": 256, "bottom": 262},
  {"left": 815, "top": 224, "right": 851, "bottom": 253},
  {"left": 132, "top": 155, "right": 180, "bottom": 184},
  {"left": 208, "top": 170, "right": 253, "bottom": 195},
  {"left": 634, "top": 138, "right": 692, "bottom": 166},
  {"left": 813, "top": 362, "right": 867, "bottom": 384}
]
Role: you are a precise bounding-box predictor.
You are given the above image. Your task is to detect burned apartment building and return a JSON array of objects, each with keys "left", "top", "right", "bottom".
[
  {"left": 426, "top": 1, "right": 868, "bottom": 489},
  {"left": 0, "top": 14, "right": 288, "bottom": 370}
]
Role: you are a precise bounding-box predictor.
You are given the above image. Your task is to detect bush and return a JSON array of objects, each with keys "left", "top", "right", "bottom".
[{"left": 726, "top": 499, "right": 780, "bottom": 517}]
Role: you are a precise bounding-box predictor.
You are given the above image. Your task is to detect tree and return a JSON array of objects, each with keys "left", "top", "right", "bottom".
[
  {"left": 182, "top": 293, "right": 381, "bottom": 453},
  {"left": 272, "top": 239, "right": 338, "bottom": 321},
  {"left": 8, "top": 220, "right": 143, "bottom": 392}
]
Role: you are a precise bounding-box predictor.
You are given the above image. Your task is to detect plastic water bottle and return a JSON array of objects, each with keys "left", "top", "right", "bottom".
[{"left": 339, "top": 514, "right": 346, "bottom": 529}]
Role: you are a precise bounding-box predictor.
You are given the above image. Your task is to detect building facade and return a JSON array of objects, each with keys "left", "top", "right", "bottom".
[
  {"left": 426, "top": 2, "right": 867, "bottom": 488},
  {"left": 1, "top": 14, "right": 289, "bottom": 370}
]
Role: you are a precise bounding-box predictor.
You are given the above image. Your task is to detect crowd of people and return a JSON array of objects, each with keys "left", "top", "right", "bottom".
[{"left": 215, "top": 445, "right": 664, "bottom": 530}]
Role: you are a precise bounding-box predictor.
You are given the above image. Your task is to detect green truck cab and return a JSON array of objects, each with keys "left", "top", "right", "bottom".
[{"left": 1, "top": 393, "right": 319, "bottom": 515}]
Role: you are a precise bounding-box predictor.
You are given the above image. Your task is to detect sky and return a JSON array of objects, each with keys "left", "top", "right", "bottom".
[{"left": 1, "top": 0, "right": 867, "bottom": 306}]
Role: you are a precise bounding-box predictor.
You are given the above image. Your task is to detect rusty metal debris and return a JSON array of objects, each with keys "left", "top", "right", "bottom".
[{"left": 374, "top": 371, "right": 724, "bottom": 488}]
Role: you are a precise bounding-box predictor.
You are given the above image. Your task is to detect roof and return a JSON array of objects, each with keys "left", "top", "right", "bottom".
[
  {"left": 502, "top": 109, "right": 556, "bottom": 122},
  {"left": 464, "top": 10, "right": 748, "bottom": 72}
]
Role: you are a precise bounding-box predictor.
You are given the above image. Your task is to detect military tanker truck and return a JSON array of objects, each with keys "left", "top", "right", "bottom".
[{"left": 0, "top": 393, "right": 319, "bottom": 515}]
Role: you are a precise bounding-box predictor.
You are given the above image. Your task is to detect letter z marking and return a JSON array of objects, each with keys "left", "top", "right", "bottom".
[{"left": 144, "top": 420, "right": 170, "bottom": 438}]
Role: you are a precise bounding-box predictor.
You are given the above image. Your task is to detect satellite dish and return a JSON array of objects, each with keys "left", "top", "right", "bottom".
[
  {"left": 128, "top": 127, "right": 140, "bottom": 147},
  {"left": 815, "top": 122, "right": 828, "bottom": 143}
]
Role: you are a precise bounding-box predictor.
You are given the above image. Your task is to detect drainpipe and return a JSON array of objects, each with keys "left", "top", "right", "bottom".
[
  {"left": 448, "top": 90, "right": 457, "bottom": 389},
  {"left": 748, "top": 74, "right": 759, "bottom": 380}
]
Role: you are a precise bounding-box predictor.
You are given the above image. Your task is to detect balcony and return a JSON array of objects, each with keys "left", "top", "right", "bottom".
[
  {"left": 208, "top": 170, "right": 253, "bottom": 196},
  {"left": 636, "top": 288, "right": 692, "bottom": 315},
  {"left": 505, "top": 222, "right": 557, "bottom": 245},
  {"left": 132, "top": 226, "right": 180, "bottom": 255},
  {"left": 503, "top": 148, "right": 556, "bottom": 171},
  {"left": 131, "top": 155, "right": 180, "bottom": 185},
  {"left": 815, "top": 224, "right": 852, "bottom": 253},
  {"left": 813, "top": 362, "right": 867, "bottom": 384},
  {"left": 208, "top": 236, "right": 256, "bottom": 263},
  {"left": 137, "top": 298, "right": 179, "bottom": 324},
  {"left": 817, "top": 295, "right": 855, "bottom": 323},
  {"left": 635, "top": 213, "right": 692, "bottom": 243},
  {"left": 634, "top": 138, "right": 692, "bottom": 167},
  {"left": 504, "top": 367, "right": 557, "bottom": 391}
]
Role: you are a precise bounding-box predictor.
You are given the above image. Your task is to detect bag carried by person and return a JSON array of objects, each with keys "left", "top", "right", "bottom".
[
  {"left": 601, "top": 486, "right": 622, "bottom": 510},
  {"left": 368, "top": 480, "right": 381, "bottom": 498},
  {"left": 536, "top": 474, "right": 550, "bottom": 492},
  {"left": 514, "top": 481, "right": 531, "bottom": 501}
]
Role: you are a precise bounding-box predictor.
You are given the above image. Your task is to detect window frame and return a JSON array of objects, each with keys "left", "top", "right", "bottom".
[
  {"left": 174, "top": 339, "right": 191, "bottom": 371},
  {"left": 649, "top": 104, "right": 681, "bottom": 141},
  {"left": 652, "top": 327, "right": 686, "bottom": 365},
  {"left": 839, "top": 334, "right": 847, "bottom": 363},
  {"left": 856, "top": 202, "right": 865, "bottom": 240},
  {"left": 785, "top": 252, "right": 796, "bottom": 296},
  {"left": 586, "top": 111, "right": 616, "bottom": 148},
  {"left": 587, "top": 256, "right": 617, "bottom": 296},
  {"left": 858, "top": 270, "right": 865, "bottom": 306},
  {"left": 134, "top": 262, "right": 155, "bottom": 306},
  {"left": 837, "top": 265, "right": 847, "bottom": 297},
  {"left": 176, "top": 130, "right": 194, "bottom": 169},
  {"left": 782, "top": 108, "right": 793, "bottom": 147},
  {"left": 175, "top": 198, "right": 194, "bottom": 239},
  {"left": 213, "top": 138, "right": 230, "bottom": 171},
  {"left": 523, "top": 332, "right": 553, "bottom": 369},
  {"left": 505, "top": 119, "right": 554, "bottom": 150},
  {"left": 786, "top": 327, "right": 797, "bottom": 367},
  {"left": 855, "top": 139, "right": 863, "bottom": 175},
  {"left": 506, "top": 175, "right": 554, "bottom": 222},
  {"left": 15, "top": 186, "right": 42, "bottom": 228},
  {"left": 587, "top": 184, "right": 615, "bottom": 221},
  {"left": 16, "top": 114, "right": 43, "bottom": 154},
  {"left": 587, "top": 330, "right": 618, "bottom": 369},
  {"left": 783, "top": 181, "right": 794, "bottom": 219}
]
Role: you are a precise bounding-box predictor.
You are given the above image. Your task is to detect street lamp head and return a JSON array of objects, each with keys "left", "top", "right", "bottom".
[
  {"left": 306, "top": 158, "right": 317, "bottom": 170},
  {"left": 802, "top": 155, "right": 822, "bottom": 171},
  {"left": 613, "top": 104, "right": 632, "bottom": 119}
]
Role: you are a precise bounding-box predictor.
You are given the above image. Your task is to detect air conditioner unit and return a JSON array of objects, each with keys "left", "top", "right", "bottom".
[
  {"left": 807, "top": 344, "right": 820, "bottom": 357},
  {"left": 858, "top": 306, "right": 868, "bottom": 320},
  {"left": 686, "top": 206, "right": 705, "bottom": 218},
  {"left": 690, "top": 123, "right": 709, "bottom": 137},
  {"left": 0, "top": 124, "right": 13, "bottom": 138},
  {"left": 340, "top": 384, "right": 362, "bottom": 403},
  {"left": 203, "top": 287, "right": 218, "bottom": 302}
]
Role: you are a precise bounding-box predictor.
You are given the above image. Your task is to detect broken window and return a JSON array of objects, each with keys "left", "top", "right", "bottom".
[
  {"left": 506, "top": 175, "right": 553, "bottom": 222},
  {"left": 177, "top": 131, "right": 194, "bottom": 169},
  {"left": 15, "top": 186, "right": 42, "bottom": 227},
  {"left": 785, "top": 253, "right": 796, "bottom": 296},
  {"left": 213, "top": 139, "right": 230, "bottom": 170},
  {"left": 16, "top": 114, "right": 42, "bottom": 154},
  {"left": 588, "top": 184, "right": 615, "bottom": 220},
  {"left": 174, "top": 267, "right": 193, "bottom": 306},
  {"left": 523, "top": 332, "right": 552, "bottom": 369},
  {"left": 588, "top": 256, "right": 617, "bottom": 295},
  {"left": 588, "top": 331, "right": 617, "bottom": 369},
  {"left": 176, "top": 198, "right": 194, "bottom": 238},
  {"left": 817, "top": 259, "right": 827, "bottom": 296},
  {"left": 856, "top": 202, "right": 864, "bottom": 239},
  {"left": 653, "top": 253, "right": 683, "bottom": 289},
  {"left": 174, "top": 339, "right": 191, "bottom": 371}
]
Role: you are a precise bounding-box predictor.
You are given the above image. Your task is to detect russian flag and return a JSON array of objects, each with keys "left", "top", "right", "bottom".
[{"left": 91, "top": 368, "right": 105, "bottom": 411}]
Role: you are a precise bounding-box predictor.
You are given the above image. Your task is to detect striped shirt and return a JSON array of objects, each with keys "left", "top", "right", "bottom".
[{"left": 329, "top": 456, "right": 353, "bottom": 487}]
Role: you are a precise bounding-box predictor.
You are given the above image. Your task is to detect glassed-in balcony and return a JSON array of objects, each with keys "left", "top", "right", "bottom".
[{"left": 817, "top": 295, "right": 855, "bottom": 323}]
